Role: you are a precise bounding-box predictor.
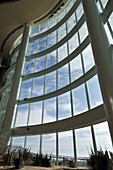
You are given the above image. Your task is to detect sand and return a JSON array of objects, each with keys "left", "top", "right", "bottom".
[{"left": 0, "top": 166, "right": 88, "bottom": 170}]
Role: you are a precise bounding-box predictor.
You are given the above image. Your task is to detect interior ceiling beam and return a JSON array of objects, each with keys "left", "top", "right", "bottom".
[{"left": 0, "top": 0, "right": 19, "bottom": 4}]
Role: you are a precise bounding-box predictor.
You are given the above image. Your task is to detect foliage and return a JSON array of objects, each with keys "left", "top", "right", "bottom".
[
  {"left": 3, "top": 146, "right": 31, "bottom": 168},
  {"left": 3, "top": 146, "right": 51, "bottom": 168},
  {"left": 22, "top": 148, "right": 31, "bottom": 162},
  {"left": 87, "top": 150, "right": 111, "bottom": 170},
  {"left": 35, "top": 153, "right": 51, "bottom": 167},
  {"left": 14, "top": 158, "right": 24, "bottom": 169}
]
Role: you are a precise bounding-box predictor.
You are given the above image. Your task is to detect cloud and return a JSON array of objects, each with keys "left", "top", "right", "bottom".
[
  {"left": 48, "top": 31, "right": 56, "bottom": 48},
  {"left": 38, "top": 36, "right": 47, "bottom": 53},
  {"left": 79, "top": 22, "right": 88, "bottom": 43},
  {"left": 58, "top": 23, "right": 66, "bottom": 41},
  {"left": 20, "top": 82, "right": 32, "bottom": 99},
  {"left": 58, "top": 43, "right": 67, "bottom": 62},
  {"left": 29, "top": 102, "right": 42, "bottom": 125},
  {"left": 76, "top": 2, "right": 84, "bottom": 21},
  {"left": 45, "top": 71, "right": 56, "bottom": 93},
  {"left": 30, "top": 26, "right": 39, "bottom": 37},
  {"left": 87, "top": 75, "right": 103, "bottom": 108},
  {"left": 58, "top": 64, "right": 69, "bottom": 88},
  {"left": 27, "top": 40, "right": 37, "bottom": 56},
  {"left": 35, "top": 56, "right": 46, "bottom": 72},
  {"left": 67, "top": 13, "right": 76, "bottom": 33},
  {"left": 12, "top": 136, "right": 25, "bottom": 147},
  {"left": 40, "top": 22, "right": 48, "bottom": 33},
  {"left": 82, "top": 44, "right": 95, "bottom": 72},
  {"left": 68, "top": 33, "right": 79, "bottom": 54}
]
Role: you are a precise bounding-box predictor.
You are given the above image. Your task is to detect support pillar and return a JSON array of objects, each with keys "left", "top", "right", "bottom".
[
  {"left": 91, "top": 125, "right": 97, "bottom": 154},
  {"left": 73, "top": 130, "right": 77, "bottom": 168},
  {"left": 56, "top": 132, "right": 58, "bottom": 166},
  {"left": 0, "top": 23, "right": 31, "bottom": 153},
  {"left": 82, "top": 0, "right": 113, "bottom": 144}
]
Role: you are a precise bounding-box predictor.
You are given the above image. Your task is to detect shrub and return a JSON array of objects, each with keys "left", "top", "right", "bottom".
[
  {"left": 35, "top": 154, "right": 51, "bottom": 167},
  {"left": 3, "top": 146, "right": 31, "bottom": 168},
  {"left": 87, "top": 150, "right": 109, "bottom": 170},
  {"left": 14, "top": 157, "right": 24, "bottom": 169}
]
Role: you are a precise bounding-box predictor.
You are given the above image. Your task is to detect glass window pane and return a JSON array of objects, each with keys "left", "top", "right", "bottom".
[
  {"left": 72, "top": 84, "right": 88, "bottom": 115},
  {"left": 94, "top": 122, "right": 113, "bottom": 152},
  {"left": 35, "top": 55, "right": 46, "bottom": 72},
  {"left": 57, "top": 9, "right": 65, "bottom": 22},
  {"left": 58, "top": 92, "right": 71, "bottom": 120},
  {"left": 67, "top": 13, "right": 76, "bottom": 33},
  {"left": 70, "top": 55, "right": 83, "bottom": 82},
  {"left": 58, "top": 23, "right": 66, "bottom": 41},
  {"left": 42, "top": 134, "right": 56, "bottom": 155},
  {"left": 12, "top": 137, "right": 25, "bottom": 147},
  {"left": 45, "top": 71, "right": 56, "bottom": 94},
  {"left": 68, "top": 33, "right": 79, "bottom": 54},
  {"left": 31, "top": 26, "right": 39, "bottom": 37},
  {"left": 58, "top": 64, "right": 69, "bottom": 89},
  {"left": 48, "top": 31, "right": 56, "bottom": 48},
  {"left": 49, "top": 17, "right": 57, "bottom": 28},
  {"left": 24, "top": 59, "right": 35, "bottom": 75},
  {"left": 38, "top": 36, "right": 47, "bottom": 53},
  {"left": 15, "top": 104, "right": 29, "bottom": 127},
  {"left": 87, "top": 75, "right": 103, "bottom": 108},
  {"left": 82, "top": 44, "right": 95, "bottom": 72},
  {"left": 26, "top": 136, "right": 40, "bottom": 153},
  {"left": 6, "top": 69, "right": 15, "bottom": 84},
  {"left": 20, "top": 79, "right": 32, "bottom": 99},
  {"left": 79, "top": 22, "right": 88, "bottom": 43},
  {"left": 44, "top": 97, "right": 56, "bottom": 123},
  {"left": 10, "top": 50, "right": 19, "bottom": 66},
  {"left": 65, "top": 0, "right": 73, "bottom": 14},
  {"left": 29, "top": 101, "right": 42, "bottom": 125},
  {"left": 75, "top": 126, "right": 93, "bottom": 157},
  {"left": 27, "top": 40, "right": 37, "bottom": 56},
  {"left": 47, "top": 51, "right": 56, "bottom": 68},
  {"left": 40, "top": 21, "right": 48, "bottom": 33},
  {"left": 59, "top": 131, "right": 74, "bottom": 157},
  {"left": 0, "top": 88, "right": 10, "bottom": 106},
  {"left": 32, "top": 76, "right": 44, "bottom": 97},
  {"left": 58, "top": 43, "right": 67, "bottom": 62},
  {"left": 76, "top": 3, "right": 84, "bottom": 21}
]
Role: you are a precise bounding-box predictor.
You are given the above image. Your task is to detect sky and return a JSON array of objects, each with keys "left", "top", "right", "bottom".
[{"left": 9, "top": 0, "right": 113, "bottom": 160}]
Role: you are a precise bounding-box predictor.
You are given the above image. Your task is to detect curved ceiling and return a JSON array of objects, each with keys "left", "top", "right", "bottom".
[
  {"left": 0, "top": 0, "right": 59, "bottom": 29},
  {"left": 0, "top": 0, "right": 68, "bottom": 65}
]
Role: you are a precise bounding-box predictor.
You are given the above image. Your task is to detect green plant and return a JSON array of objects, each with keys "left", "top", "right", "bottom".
[{"left": 87, "top": 150, "right": 109, "bottom": 170}]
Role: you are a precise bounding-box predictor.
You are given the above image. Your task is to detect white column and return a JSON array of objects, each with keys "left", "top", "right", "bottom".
[
  {"left": 0, "top": 23, "right": 31, "bottom": 153},
  {"left": 82, "top": 0, "right": 113, "bottom": 144}
]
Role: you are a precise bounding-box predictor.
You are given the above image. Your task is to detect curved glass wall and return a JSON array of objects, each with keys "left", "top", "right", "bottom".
[
  {"left": 0, "top": 36, "right": 21, "bottom": 130},
  {"left": 0, "top": 0, "right": 112, "bottom": 167}
]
